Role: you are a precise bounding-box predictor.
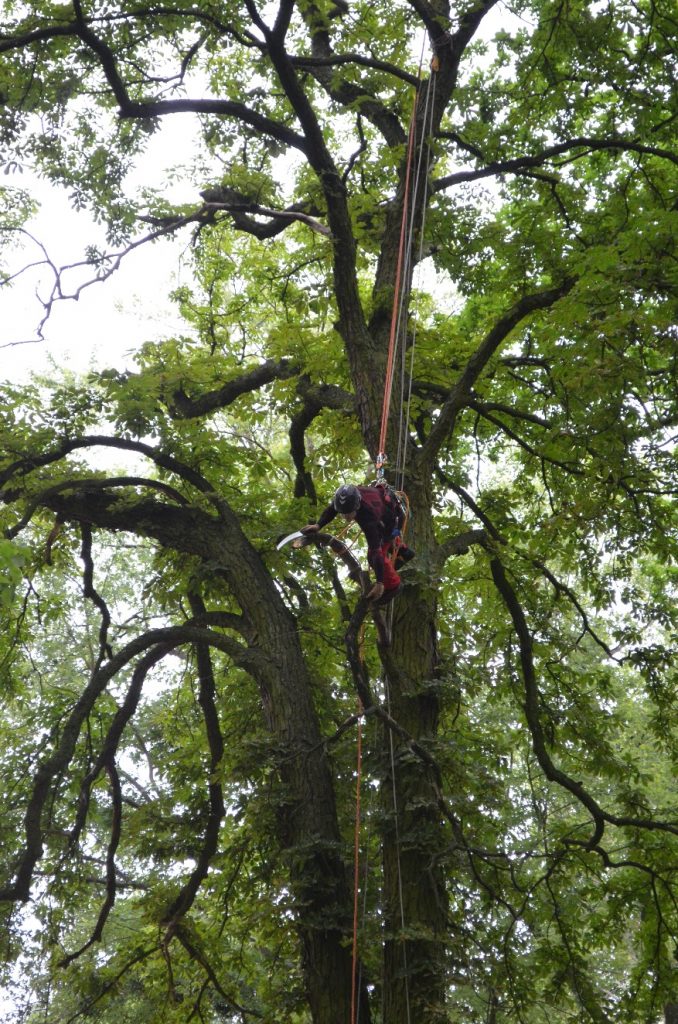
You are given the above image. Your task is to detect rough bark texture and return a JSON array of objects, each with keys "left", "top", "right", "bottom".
[{"left": 380, "top": 475, "right": 449, "bottom": 1024}]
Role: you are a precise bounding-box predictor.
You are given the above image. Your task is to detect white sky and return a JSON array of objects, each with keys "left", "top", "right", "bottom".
[
  {"left": 0, "top": 5, "right": 514, "bottom": 391},
  {"left": 1, "top": 123, "right": 202, "bottom": 385}
]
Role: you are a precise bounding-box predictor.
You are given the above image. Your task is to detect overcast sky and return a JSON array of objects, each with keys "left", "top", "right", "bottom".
[{"left": 1, "top": 121, "right": 202, "bottom": 385}]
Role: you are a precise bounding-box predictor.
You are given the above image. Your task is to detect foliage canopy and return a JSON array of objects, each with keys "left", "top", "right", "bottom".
[{"left": 0, "top": 0, "right": 677, "bottom": 1021}]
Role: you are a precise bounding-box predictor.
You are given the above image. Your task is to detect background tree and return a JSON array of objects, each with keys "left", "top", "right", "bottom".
[{"left": 1, "top": 0, "right": 677, "bottom": 1021}]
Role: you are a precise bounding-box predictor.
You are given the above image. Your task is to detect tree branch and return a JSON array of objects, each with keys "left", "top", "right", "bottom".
[
  {"left": 69, "top": 644, "right": 173, "bottom": 850},
  {"left": 0, "top": 436, "right": 216, "bottom": 500},
  {"left": 436, "top": 527, "right": 488, "bottom": 564},
  {"left": 467, "top": 400, "right": 585, "bottom": 476},
  {"left": 162, "top": 594, "right": 226, "bottom": 926},
  {"left": 297, "top": 3, "right": 406, "bottom": 148},
  {"left": 489, "top": 556, "right": 678, "bottom": 849},
  {"left": 7, "top": 476, "right": 191, "bottom": 540},
  {"left": 174, "top": 925, "right": 264, "bottom": 1019},
  {"left": 433, "top": 137, "right": 678, "bottom": 192},
  {"left": 203, "top": 199, "right": 330, "bottom": 237},
  {"left": 168, "top": 358, "right": 299, "bottom": 419},
  {"left": 289, "top": 380, "right": 354, "bottom": 500},
  {"left": 79, "top": 523, "right": 113, "bottom": 669},
  {"left": 468, "top": 397, "right": 553, "bottom": 429},
  {"left": 291, "top": 51, "right": 419, "bottom": 89},
  {"left": 420, "top": 279, "right": 575, "bottom": 467},
  {"left": 69, "top": 0, "right": 311, "bottom": 153},
  {"left": 524, "top": 557, "right": 617, "bottom": 660},
  {"left": 59, "top": 758, "right": 124, "bottom": 967},
  {"left": 0, "top": 624, "right": 256, "bottom": 903}
]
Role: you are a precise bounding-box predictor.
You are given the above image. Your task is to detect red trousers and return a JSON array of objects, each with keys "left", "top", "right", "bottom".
[{"left": 380, "top": 543, "right": 401, "bottom": 591}]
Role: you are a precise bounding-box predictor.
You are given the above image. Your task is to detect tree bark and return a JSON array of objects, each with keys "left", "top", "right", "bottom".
[{"left": 379, "top": 479, "right": 449, "bottom": 1024}]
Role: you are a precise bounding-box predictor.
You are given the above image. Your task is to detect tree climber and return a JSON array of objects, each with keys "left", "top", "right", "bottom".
[{"left": 302, "top": 484, "right": 414, "bottom": 603}]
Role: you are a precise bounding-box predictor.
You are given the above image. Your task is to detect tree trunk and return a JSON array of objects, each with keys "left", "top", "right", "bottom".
[
  {"left": 46, "top": 490, "right": 369, "bottom": 1024},
  {"left": 380, "top": 482, "right": 449, "bottom": 1024}
]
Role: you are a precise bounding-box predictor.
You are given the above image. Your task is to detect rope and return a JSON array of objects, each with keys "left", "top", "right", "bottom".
[
  {"left": 394, "top": 65, "right": 437, "bottom": 492},
  {"left": 378, "top": 52, "right": 437, "bottom": 496},
  {"left": 350, "top": 695, "right": 363, "bottom": 1024},
  {"left": 355, "top": 44, "right": 435, "bottom": 1024},
  {"left": 355, "top": 780, "right": 372, "bottom": 1024},
  {"left": 376, "top": 81, "right": 420, "bottom": 474},
  {"left": 386, "top": 672, "right": 412, "bottom": 1024},
  {"left": 381, "top": 56, "right": 438, "bottom": 1024}
]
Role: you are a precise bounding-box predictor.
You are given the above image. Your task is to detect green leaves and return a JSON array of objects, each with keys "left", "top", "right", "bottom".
[
  {"left": 0, "top": 536, "right": 26, "bottom": 609},
  {"left": 0, "top": 0, "right": 677, "bottom": 1020}
]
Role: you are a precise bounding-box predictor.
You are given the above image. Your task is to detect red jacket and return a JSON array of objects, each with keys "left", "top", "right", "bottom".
[{"left": 317, "top": 486, "right": 399, "bottom": 583}]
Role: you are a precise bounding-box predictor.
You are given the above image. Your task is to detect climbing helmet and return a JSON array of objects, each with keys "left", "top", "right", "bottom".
[{"left": 333, "top": 484, "right": 361, "bottom": 513}]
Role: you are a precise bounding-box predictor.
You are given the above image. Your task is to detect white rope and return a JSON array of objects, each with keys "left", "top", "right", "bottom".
[
  {"left": 373, "top": 38, "right": 438, "bottom": 1024},
  {"left": 355, "top": 775, "right": 373, "bottom": 1024},
  {"left": 383, "top": 51, "right": 438, "bottom": 1024},
  {"left": 385, "top": 672, "right": 412, "bottom": 1024},
  {"left": 395, "top": 62, "right": 437, "bottom": 493}
]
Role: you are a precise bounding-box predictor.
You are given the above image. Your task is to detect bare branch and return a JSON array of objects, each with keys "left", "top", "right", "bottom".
[
  {"left": 420, "top": 279, "right": 575, "bottom": 466},
  {"left": 489, "top": 556, "right": 678, "bottom": 848},
  {"left": 202, "top": 200, "right": 331, "bottom": 237},
  {"left": 433, "top": 137, "right": 678, "bottom": 192},
  {"left": 1, "top": 217, "right": 198, "bottom": 343},
  {"left": 162, "top": 594, "right": 225, "bottom": 926}
]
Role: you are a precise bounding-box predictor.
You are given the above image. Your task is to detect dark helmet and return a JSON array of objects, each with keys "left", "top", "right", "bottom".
[{"left": 333, "top": 484, "right": 361, "bottom": 513}]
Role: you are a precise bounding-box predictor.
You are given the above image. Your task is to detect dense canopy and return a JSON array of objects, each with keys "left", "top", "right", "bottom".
[{"left": 0, "top": 0, "right": 677, "bottom": 1021}]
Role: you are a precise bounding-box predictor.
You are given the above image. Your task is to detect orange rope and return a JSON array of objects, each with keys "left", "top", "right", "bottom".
[
  {"left": 350, "top": 697, "right": 363, "bottom": 1024},
  {"left": 378, "top": 92, "right": 420, "bottom": 462}
]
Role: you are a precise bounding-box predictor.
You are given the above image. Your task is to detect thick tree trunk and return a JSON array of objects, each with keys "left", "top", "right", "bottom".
[
  {"left": 256, "top": 632, "right": 374, "bottom": 1024},
  {"left": 380, "top": 482, "right": 449, "bottom": 1024},
  {"left": 46, "top": 491, "right": 369, "bottom": 1024}
]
